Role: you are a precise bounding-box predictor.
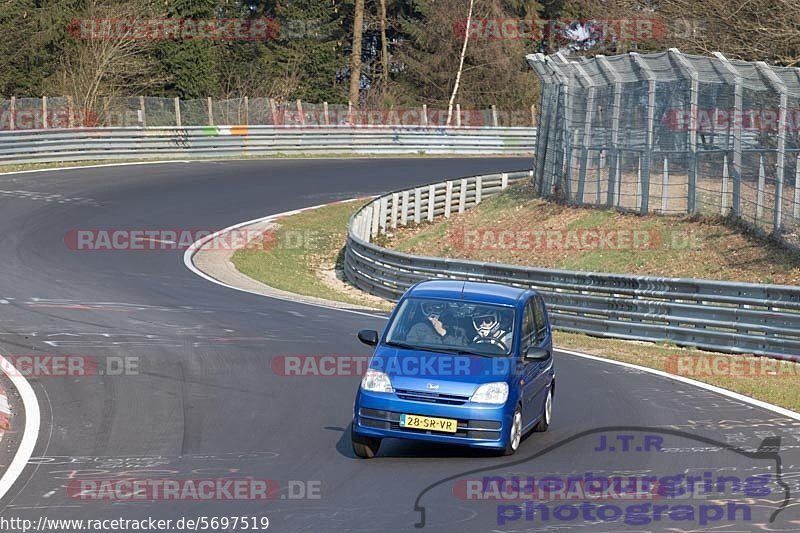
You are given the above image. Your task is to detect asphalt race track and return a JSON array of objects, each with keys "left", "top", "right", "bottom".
[{"left": 0, "top": 158, "right": 798, "bottom": 532}]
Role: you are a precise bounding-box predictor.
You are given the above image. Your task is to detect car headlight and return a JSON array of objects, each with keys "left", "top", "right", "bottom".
[
  {"left": 471, "top": 382, "right": 509, "bottom": 404},
  {"left": 361, "top": 369, "right": 393, "bottom": 393}
]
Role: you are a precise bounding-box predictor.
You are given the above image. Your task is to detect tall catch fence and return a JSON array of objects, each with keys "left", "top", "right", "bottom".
[{"left": 527, "top": 50, "right": 800, "bottom": 246}]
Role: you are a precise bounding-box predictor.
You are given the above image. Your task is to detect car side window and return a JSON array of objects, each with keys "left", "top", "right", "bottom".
[
  {"left": 521, "top": 299, "right": 535, "bottom": 351},
  {"left": 533, "top": 296, "right": 547, "bottom": 342}
]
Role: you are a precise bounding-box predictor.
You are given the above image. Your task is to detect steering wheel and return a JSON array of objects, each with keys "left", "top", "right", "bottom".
[{"left": 472, "top": 336, "right": 508, "bottom": 354}]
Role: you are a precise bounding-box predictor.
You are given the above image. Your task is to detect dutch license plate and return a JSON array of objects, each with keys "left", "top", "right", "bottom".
[{"left": 400, "top": 414, "right": 457, "bottom": 433}]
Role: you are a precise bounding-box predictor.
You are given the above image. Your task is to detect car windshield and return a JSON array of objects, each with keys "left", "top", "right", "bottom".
[{"left": 385, "top": 297, "right": 515, "bottom": 356}]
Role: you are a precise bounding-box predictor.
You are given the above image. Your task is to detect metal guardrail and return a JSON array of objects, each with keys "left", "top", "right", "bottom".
[
  {"left": 0, "top": 126, "right": 536, "bottom": 164},
  {"left": 344, "top": 170, "right": 800, "bottom": 360}
]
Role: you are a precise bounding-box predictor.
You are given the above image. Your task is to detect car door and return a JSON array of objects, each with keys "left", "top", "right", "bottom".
[
  {"left": 518, "top": 297, "right": 541, "bottom": 427},
  {"left": 530, "top": 294, "right": 554, "bottom": 414}
]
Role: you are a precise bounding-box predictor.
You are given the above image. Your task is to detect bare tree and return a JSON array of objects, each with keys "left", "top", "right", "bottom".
[
  {"left": 349, "top": 0, "right": 366, "bottom": 106},
  {"left": 378, "top": 0, "right": 389, "bottom": 83},
  {"left": 446, "top": 0, "right": 475, "bottom": 125}
]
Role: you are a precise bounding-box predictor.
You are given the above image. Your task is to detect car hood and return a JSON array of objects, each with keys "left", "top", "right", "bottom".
[{"left": 371, "top": 346, "right": 513, "bottom": 397}]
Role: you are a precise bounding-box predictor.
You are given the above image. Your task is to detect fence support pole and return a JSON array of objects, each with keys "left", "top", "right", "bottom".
[
  {"left": 670, "top": 49, "right": 699, "bottom": 214},
  {"left": 491, "top": 104, "right": 498, "bottom": 127},
  {"left": 175, "top": 97, "right": 181, "bottom": 128},
  {"left": 714, "top": 53, "right": 743, "bottom": 218},
  {"left": 757, "top": 155, "right": 766, "bottom": 220},
  {"left": 207, "top": 97, "right": 213, "bottom": 126},
  {"left": 721, "top": 156, "right": 729, "bottom": 215},
  {"left": 323, "top": 102, "right": 329, "bottom": 126},
  {"left": 571, "top": 62, "right": 596, "bottom": 206},
  {"left": 795, "top": 162, "right": 800, "bottom": 221},
  {"left": 9, "top": 96, "right": 15, "bottom": 130},
  {"left": 597, "top": 56, "right": 622, "bottom": 208},
  {"left": 296, "top": 99, "right": 305, "bottom": 126},
  {"left": 756, "top": 61, "right": 788, "bottom": 232},
  {"left": 42, "top": 96, "right": 48, "bottom": 129},
  {"left": 269, "top": 98, "right": 278, "bottom": 125},
  {"left": 422, "top": 104, "right": 428, "bottom": 127},
  {"left": 139, "top": 96, "right": 146, "bottom": 127},
  {"left": 67, "top": 96, "right": 75, "bottom": 128},
  {"left": 662, "top": 157, "right": 670, "bottom": 213},
  {"left": 632, "top": 52, "right": 656, "bottom": 214},
  {"left": 456, "top": 104, "right": 461, "bottom": 127}
]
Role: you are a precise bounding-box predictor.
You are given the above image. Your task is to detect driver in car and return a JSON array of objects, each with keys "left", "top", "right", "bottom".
[
  {"left": 406, "top": 301, "right": 466, "bottom": 346},
  {"left": 471, "top": 309, "right": 512, "bottom": 351}
]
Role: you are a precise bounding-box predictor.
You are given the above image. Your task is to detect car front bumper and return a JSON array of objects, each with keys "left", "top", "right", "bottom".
[{"left": 353, "top": 389, "right": 511, "bottom": 449}]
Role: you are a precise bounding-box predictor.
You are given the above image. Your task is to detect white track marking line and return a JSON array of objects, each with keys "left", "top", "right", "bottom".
[
  {"left": 183, "top": 200, "right": 385, "bottom": 320},
  {"left": 0, "top": 160, "right": 193, "bottom": 177},
  {"left": 0, "top": 353, "right": 41, "bottom": 501},
  {"left": 184, "top": 197, "right": 800, "bottom": 421},
  {"left": 557, "top": 348, "right": 800, "bottom": 421}
]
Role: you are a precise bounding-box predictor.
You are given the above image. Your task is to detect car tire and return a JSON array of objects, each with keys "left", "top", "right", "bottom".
[
  {"left": 502, "top": 405, "right": 523, "bottom": 456},
  {"left": 534, "top": 385, "right": 553, "bottom": 433},
  {"left": 351, "top": 427, "right": 381, "bottom": 459}
]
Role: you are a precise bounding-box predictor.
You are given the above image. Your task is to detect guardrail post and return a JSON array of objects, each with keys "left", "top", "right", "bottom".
[
  {"left": 476, "top": 176, "right": 483, "bottom": 204},
  {"left": 379, "top": 196, "right": 389, "bottom": 234},
  {"left": 757, "top": 155, "right": 766, "bottom": 220},
  {"left": 323, "top": 102, "right": 329, "bottom": 126},
  {"left": 662, "top": 157, "right": 669, "bottom": 213},
  {"left": 756, "top": 61, "right": 788, "bottom": 232},
  {"left": 596, "top": 56, "right": 622, "bottom": 208},
  {"left": 401, "top": 190, "right": 409, "bottom": 225},
  {"left": 9, "top": 96, "right": 15, "bottom": 130},
  {"left": 631, "top": 52, "right": 656, "bottom": 214},
  {"left": 444, "top": 181, "right": 453, "bottom": 218},
  {"left": 139, "top": 96, "right": 146, "bottom": 127},
  {"left": 458, "top": 178, "right": 468, "bottom": 213},
  {"left": 721, "top": 157, "right": 729, "bottom": 215},
  {"left": 207, "top": 97, "right": 213, "bottom": 126},
  {"left": 714, "top": 52, "right": 743, "bottom": 217},
  {"left": 427, "top": 184, "right": 436, "bottom": 222},
  {"left": 414, "top": 187, "right": 422, "bottom": 224},
  {"left": 243, "top": 96, "right": 248, "bottom": 125},
  {"left": 42, "top": 96, "right": 48, "bottom": 129},
  {"left": 175, "top": 97, "right": 181, "bottom": 127},
  {"left": 370, "top": 203, "right": 380, "bottom": 239},
  {"left": 391, "top": 192, "right": 399, "bottom": 229},
  {"left": 501, "top": 172, "right": 509, "bottom": 189},
  {"left": 670, "top": 49, "right": 699, "bottom": 213}
]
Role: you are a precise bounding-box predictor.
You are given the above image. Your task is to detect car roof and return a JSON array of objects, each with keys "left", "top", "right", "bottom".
[{"left": 405, "top": 280, "right": 529, "bottom": 306}]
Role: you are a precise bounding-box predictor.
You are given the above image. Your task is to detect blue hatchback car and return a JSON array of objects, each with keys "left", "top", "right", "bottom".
[{"left": 351, "top": 280, "right": 555, "bottom": 458}]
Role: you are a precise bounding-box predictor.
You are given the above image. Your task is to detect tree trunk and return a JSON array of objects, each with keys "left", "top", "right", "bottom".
[
  {"left": 447, "top": 0, "right": 475, "bottom": 126},
  {"left": 379, "top": 0, "right": 389, "bottom": 83},
  {"left": 349, "top": 0, "right": 365, "bottom": 107}
]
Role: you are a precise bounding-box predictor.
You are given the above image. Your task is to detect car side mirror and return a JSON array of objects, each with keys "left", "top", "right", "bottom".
[
  {"left": 525, "top": 347, "right": 550, "bottom": 361},
  {"left": 357, "top": 329, "right": 379, "bottom": 346}
]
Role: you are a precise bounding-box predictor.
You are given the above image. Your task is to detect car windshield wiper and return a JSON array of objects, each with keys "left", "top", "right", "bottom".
[
  {"left": 386, "top": 341, "right": 496, "bottom": 358},
  {"left": 385, "top": 341, "right": 445, "bottom": 354}
]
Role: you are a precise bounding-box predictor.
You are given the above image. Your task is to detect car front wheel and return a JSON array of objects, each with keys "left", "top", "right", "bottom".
[
  {"left": 502, "top": 406, "right": 523, "bottom": 456},
  {"left": 351, "top": 427, "right": 381, "bottom": 459},
  {"left": 534, "top": 386, "right": 553, "bottom": 432}
]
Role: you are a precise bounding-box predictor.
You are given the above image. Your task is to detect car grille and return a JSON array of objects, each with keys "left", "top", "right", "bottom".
[
  {"left": 358, "top": 408, "right": 501, "bottom": 440},
  {"left": 394, "top": 388, "right": 471, "bottom": 405}
]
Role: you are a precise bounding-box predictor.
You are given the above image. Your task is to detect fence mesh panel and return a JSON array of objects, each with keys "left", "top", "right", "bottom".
[{"left": 528, "top": 50, "right": 800, "bottom": 246}]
